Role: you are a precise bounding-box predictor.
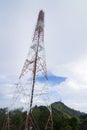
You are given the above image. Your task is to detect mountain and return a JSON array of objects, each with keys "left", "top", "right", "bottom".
[
  {"left": 0, "top": 102, "right": 86, "bottom": 130},
  {"left": 31, "top": 102, "right": 86, "bottom": 129},
  {"left": 51, "top": 101, "right": 85, "bottom": 118}
]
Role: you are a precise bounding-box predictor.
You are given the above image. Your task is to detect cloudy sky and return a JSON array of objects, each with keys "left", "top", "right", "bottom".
[{"left": 0, "top": 0, "right": 87, "bottom": 112}]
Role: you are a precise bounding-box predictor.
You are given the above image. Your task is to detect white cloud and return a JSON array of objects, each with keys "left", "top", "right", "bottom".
[
  {"left": 49, "top": 55, "right": 87, "bottom": 112},
  {"left": 0, "top": 83, "right": 14, "bottom": 108}
]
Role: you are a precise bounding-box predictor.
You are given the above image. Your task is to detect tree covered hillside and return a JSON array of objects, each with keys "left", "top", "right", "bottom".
[{"left": 0, "top": 102, "right": 86, "bottom": 130}]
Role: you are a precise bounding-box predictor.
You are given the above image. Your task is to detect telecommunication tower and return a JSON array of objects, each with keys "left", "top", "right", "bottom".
[
  {"left": 2, "top": 10, "right": 53, "bottom": 130},
  {"left": 19, "top": 10, "right": 53, "bottom": 130}
]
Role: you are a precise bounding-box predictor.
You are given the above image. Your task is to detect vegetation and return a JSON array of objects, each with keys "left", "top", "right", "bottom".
[{"left": 0, "top": 102, "right": 87, "bottom": 130}]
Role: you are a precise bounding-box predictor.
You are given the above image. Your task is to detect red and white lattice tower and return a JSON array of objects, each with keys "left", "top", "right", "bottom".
[{"left": 19, "top": 10, "right": 53, "bottom": 130}]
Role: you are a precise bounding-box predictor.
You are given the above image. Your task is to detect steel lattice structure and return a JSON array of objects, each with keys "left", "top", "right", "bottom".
[{"left": 3, "top": 10, "right": 53, "bottom": 130}]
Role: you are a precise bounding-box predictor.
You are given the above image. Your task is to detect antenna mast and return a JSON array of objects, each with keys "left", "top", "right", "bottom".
[{"left": 19, "top": 10, "right": 53, "bottom": 130}]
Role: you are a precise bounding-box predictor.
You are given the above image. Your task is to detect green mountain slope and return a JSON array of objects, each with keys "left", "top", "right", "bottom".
[
  {"left": 51, "top": 101, "right": 84, "bottom": 118},
  {"left": 32, "top": 102, "right": 85, "bottom": 129},
  {"left": 0, "top": 102, "right": 86, "bottom": 130}
]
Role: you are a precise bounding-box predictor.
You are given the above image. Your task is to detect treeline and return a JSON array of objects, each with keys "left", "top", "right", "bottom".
[{"left": 0, "top": 106, "right": 87, "bottom": 130}]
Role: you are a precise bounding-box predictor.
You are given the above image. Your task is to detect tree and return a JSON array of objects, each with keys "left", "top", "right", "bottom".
[
  {"left": 69, "top": 117, "right": 79, "bottom": 130},
  {"left": 60, "top": 125, "right": 72, "bottom": 130}
]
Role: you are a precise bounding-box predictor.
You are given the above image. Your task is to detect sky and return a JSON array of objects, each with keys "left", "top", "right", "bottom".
[{"left": 0, "top": 0, "right": 87, "bottom": 112}]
